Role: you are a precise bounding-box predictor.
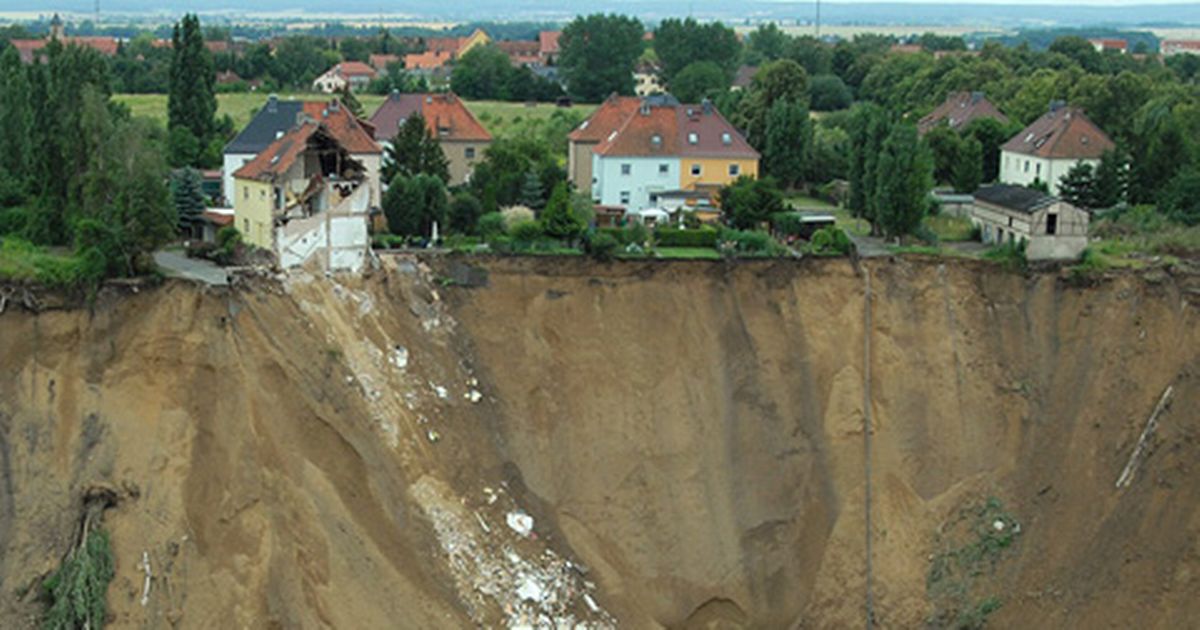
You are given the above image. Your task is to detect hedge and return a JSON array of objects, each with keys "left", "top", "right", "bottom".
[{"left": 654, "top": 226, "right": 718, "bottom": 248}]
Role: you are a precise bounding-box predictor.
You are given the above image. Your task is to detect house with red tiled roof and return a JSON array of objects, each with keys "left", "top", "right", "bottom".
[
  {"left": 497, "top": 40, "right": 541, "bottom": 67},
  {"left": 538, "top": 31, "right": 561, "bottom": 65},
  {"left": 10, "top": 14, "right": 119, "bottom": 64},
  {"left": 403, "top": 50, "right": 454, "bottom": 73},
  {"left": 567, "top": 94, "right": 643, "bottom": 191},
  {"left": 589, "top": 94, "right": 758, "bottom": 217},
  {"left": 1162, "top": 40, "right": 1200, "bottom": 56},
  {"left": 312, "top": 61, "right": 378, "bottom": 93},
  {"left": 917, "top": 91, "right": 1009, "bottom": 136},
  {"left": 368, "top": 91, "right": 492, "bottom": 185},
  {"left": 369, "top": 54, "right": 400, "bottom": 72},
  {"left": 232, "top": 118, "right": 374, "bottom": 270},
  {"left": 999, "top": 102, "right": 1114, "bottom": 195},
  {"left": 223, "top": 96, "right": 382, "bottom": 207},
  {"left": 1089, "top": 38, "right": 1128, "bottom": 54}
]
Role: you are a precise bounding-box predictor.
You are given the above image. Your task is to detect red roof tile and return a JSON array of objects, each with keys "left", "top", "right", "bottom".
[
  {"left": 1001, "top": 106, "right": 1114, "bottom": 160},
  {"left": 233, "top": 123, "right": 321, "bottom": 181},
  {"left": 675, "top": 105, "right": 759, "bottom": 159},
  {"left": 328, "top": 61, "right": 377, "bottom": 79},
  {"left": 592, "top": 98, "right": 758, "bottom": 159},
  {"left": 404, "top": 50, "right": 452, "bottom": 70},
  {"left": 369, "top": 92, "right": 491, "bottom": 143},
  {"left": 9, "top": 36, "right": 118, "bottom": 63},
  {"left": 370, "top": 53, "right": 399, "bottom": 71},
  {"left": 538, "top": 31, "right": 561, "bottom": 56},
  {"left": 300, "top": 100, "right": 381, "bottom": 154},
  {"left": 918, "top": 91, "right": 1009, "bottom": 135},
  {"left": 568, "top": 94, "right": 642, "bottom": 143}
]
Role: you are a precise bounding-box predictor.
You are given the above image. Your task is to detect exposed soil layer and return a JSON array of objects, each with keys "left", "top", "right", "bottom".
[{"left": 0, "top": 256, "right": 1197, "bottom": 628}]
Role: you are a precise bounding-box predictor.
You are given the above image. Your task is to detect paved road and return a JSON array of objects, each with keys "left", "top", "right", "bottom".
[
  {"left": 154, "top": 250, "right": 230, "bottom": 286},
  {"left": 847, "top": 233, "right": 891, "bottom": 258}
]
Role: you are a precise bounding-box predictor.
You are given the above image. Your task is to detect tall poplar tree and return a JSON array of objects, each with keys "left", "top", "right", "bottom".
[{"left": 168, "top": 14, "right": 217, "bottom": 166}]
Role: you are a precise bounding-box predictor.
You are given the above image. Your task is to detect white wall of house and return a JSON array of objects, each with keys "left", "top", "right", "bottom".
[
  {"left": 222, "top": 153, "right": 256, "bottom": 204},
  {"left": 999, "top": 151, "right": 1100, "bottom": 196},
  {"left": 277, "top": 211, "right": 370, "bottom": 272},
  {"left": 592, "top": 155, "right": 680, "bottom": 211},
  {"left": 312, "top": 72, "right": 348, "bottom": 94},
  {"left": 353, "top": 152, "right": 383, "bottom": 208}
]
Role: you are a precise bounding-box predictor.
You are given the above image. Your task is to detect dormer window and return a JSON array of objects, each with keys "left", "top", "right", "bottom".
[
  {"left": 721, "top": 133, "right": 731, "bottom": 145},
  {"left": 651, "top": 134, "right": 662, "bottom": 147},
  {"left": 688, "top": 133, "right": 698, "bottom": 145}
]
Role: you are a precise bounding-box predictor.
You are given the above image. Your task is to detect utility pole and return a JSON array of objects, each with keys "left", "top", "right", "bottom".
[{"left": 815, "top": 0, "right": 821, "bottom": 39}]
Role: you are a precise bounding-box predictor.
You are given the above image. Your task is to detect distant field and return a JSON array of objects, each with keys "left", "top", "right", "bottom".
[{"left": 113, "top": 93, "right": 595, "bottom": 137}]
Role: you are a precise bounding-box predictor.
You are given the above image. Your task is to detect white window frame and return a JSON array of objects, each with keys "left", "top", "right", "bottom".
[{"left": 690, "top": 164, "right": 701, "bottom": 176}]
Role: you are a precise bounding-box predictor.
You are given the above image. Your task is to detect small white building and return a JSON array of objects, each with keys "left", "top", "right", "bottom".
[
  {"left": 312, "top": 61, "right": 378, "bottom": 93},
  {"left": 633, "top": 63, "right": 663, "bottom": 97},
  {"left": 970, "top": 184, "right": 1089, "bottom": 260},
  {"left": 999, "top": 104, "right": 1114, "bottom": 196}
]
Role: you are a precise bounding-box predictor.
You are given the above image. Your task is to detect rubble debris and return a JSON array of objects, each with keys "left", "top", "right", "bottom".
[
  {"left": 507, "top": 511, "right": 534, "bottom": 538},
  {"left": 389, "top": 345, "right": 409, "bottom": 370},
  {"left": 427, "top": 429, "right": 441, "bottom": 443},
  {"left": 466, "top": 389, "right": 483, "bottom": 403}
]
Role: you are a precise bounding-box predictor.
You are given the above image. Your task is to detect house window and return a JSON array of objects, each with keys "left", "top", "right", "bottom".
[
  {"left": 274, "top": 187, "right": 284, "bottom": 210},
  {"left": 1035, "top": 163, "right": 1041, "bottom": 176},
  {"left": 621, "top": 163, "right": 631, "bottom": 175},
  {"left": 619, "top": 190, "right": 631, "bottom": 204},
  {"left": 1024, "top": 160, "right": 1030, "bottom": 173},
  {"left": 729, "top": 163, "right": 740, "bottom": 177},
  {"left": 690, "top": 164, "right": 701, "bottom": 176},
  {"left": 659, "top": 163, "right": 669, "bottom": 175},
  {"left": 997, "top": 227, "right": 1004, "bottom": 242},
  {"left": 1046, "top": 213, "right": 1058, "bottom": 235},
  {"left": 243, "top": 218, "right": 249, "bottom": 232},
  {"left": 243, "top": 186, "right": 248, "bottom": 200},
  {"left": 465, "top": 147, "right": 476, "bottom": 159}
]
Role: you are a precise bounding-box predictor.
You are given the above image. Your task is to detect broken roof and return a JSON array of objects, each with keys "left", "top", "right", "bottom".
[
  {"left": 1001, "top": 105, "right": 1114, "bottom": 160},
  {"left": 225, "top": 97, "right": 380, "bottom": 156},
  {"left": 233, "top": 123, "right": 322, "bottom": 181}
]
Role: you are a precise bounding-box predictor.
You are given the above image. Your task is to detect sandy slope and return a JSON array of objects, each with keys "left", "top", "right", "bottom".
[{"left": 0, "top": 256, "right": 1197, "bottom": 628}]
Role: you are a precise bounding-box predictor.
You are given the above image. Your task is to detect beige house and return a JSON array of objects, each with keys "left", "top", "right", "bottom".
[
  {"left": 312, "top": 61, "right": 378, "bottom": 93},
  {"left": 369, "top": 92, "right": 492, "bottom": 186},
  {"left": 233, "top": 118, "right": 374, "bottom": 270},
  {"left": 970, "top": 184, "right": 1089, "bottom": 260}
]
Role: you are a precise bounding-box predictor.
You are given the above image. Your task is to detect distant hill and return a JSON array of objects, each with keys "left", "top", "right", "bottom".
[{"left": 10, "top": 1, "right": 1200, "bottom": 27}]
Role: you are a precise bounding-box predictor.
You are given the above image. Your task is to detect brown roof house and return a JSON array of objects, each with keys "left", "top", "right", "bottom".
[
  {"left": 999, "top": 102, "right": 1114, "bottom": 196},
  {"left": 538, "top": 31, "right": 561, "bottom": 65},
  {"left": 917, "top": 91, "right": 1009, "bottom": 135},
  {"left": 567, "top": 94, "right": 643, "bottom": 192},
  {"left": 312, "top": 61, "right": 378, "bottom": 93},
  {"left": 970, "top": 184, "right": 1089, "bottom": 260},
  {"left": 369, "top": 92, "right": 493, "bottom": 185},
  {"left": 232, "top": 115, "right": 376, "bottom": 271}
]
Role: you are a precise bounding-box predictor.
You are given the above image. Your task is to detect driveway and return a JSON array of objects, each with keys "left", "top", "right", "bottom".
[{"left": 154, "top": 250, "right": 230, "bottom": 286}]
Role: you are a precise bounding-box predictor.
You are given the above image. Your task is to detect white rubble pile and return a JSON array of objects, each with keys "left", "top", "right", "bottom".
[{"left": 412, "top": 479, "right": 615, "bottom": 629}]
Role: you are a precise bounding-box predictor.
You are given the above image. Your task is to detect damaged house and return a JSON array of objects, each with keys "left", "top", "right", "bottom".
[{"left": 233, "top": 116, "right": 374, "bottom": 271}]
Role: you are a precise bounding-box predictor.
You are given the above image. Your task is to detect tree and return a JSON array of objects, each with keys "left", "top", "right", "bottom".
[
  {"left": 383, "top": 173, "right": 448, "bottom": 237},
  {"left": 559, "top": 14, "right": 644, "bottom": 102},
  {"left": 448, "top": 192, "right": 484, "bottom": 234},
  {"left": 963, "top": 117, "right": 1017, "bottom": 183},
  {"left": 873, "top": 123, "right": 934, "bottom": 240},
  {"left": 809, "top": 74, "right": 852, "bottom": 111},
  {"left": 847, "top": 103, "right": 891, "bottom": 224},
  {"left": 168, "top": 14, "right": 217, "bottom": 167},
  {"left": 1057, "top": 162, "right": 1098, "bottom": 209},
  {"left": 736, "top": 60, "right": 810, "bottom": 148},
  {"left": 171, "top": 167, "right": 206, "bottom": 233},
  {"left": 654, "top": 18, "right": 740, "bottom": 84},
  {"left": 763, "top": 99, "right": 812, "bottom": 189},
  {"left": 670, "top": 61, "right": 729, "bottom": 104},
  {"left": 382, "top": 113, "right": 450, "bottom": 184},
  {"left": 1093, "top": 149, "right": 1130, "bottom": 208},
  {"left": 336, "top": 85, "right": 364, "bottom": 118},
  {"left": 923, "top": 125, "right": 963, "bottom": 184},
  {"left": 451, "top": 45, "right": 513, "bottom": 100},
  {"left": 746, "top": 23, "right": 788, "bottom": 64},
  {"left": 1158, "top": 167, "right": 1200, "bottom": 226},
  {"left": 519, "top": 170, "right": 545, "bottom": 209},
  {"left": 951, "top": 136, "right": 983, "bottom": 194},
  {"left": 719, "top": 176, "right": 786, "bottom": 229},
  {"left": 540, "top": 182, "right": 584, "bottom": 240},
  {"left": 469, "top": 137, "right": 566, "bottom": 213},
  {"left": 0, "top": 46, "right": 32, "bottom": 202}
]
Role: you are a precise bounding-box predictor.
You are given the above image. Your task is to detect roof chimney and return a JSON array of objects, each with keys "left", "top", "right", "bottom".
[
  {"left": 702, "top": 98, "right": 713, "bottom": 115},
  {"left": 267, "top": 94, "right": 279, "bottom": 114},
  {"left": 1048, "top": 100, "right": 1066, "bottom": 113},
  {"left": 329, "top": 99, "right": 340, "bottom": 111},
  {"left": 390, "top": 88, "right": 401, "bottom": 101}
]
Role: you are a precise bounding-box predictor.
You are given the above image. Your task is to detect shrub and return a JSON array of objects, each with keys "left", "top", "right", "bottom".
[
  {"left": 509, "top": 219, "right": 544, "bottom": 243},
  {"left": 478, "top": 211, "right": 506, "bottom": 238},
  {"left": 584, "top": 231, "right": 619, "bottom": 260},
  {"left": 0, "top": 206, "right": 30, "bottom": 236},
  {"left": 983, "top": 240, "right": 1027, "bottom": 272},
  {"left": 808, "top": 227, "right": 853, "bottom": 256},
  {"left": 213, "top": 226, "right": 243, "bottom": 265},
  {"left": 623, "top": 222, "right": 650, "bottom": 248},
  {"left": 449, "top": 192, "right": 484, "bottom": 235},
  {"left": 654, "top": 225, "right": 718, "bottom": 248},
  {"left": 501, "top": 206, "right": 535, "bottom": 231},
  {"left": 718, "top": 229, "right": 785, "bottom": 257},
  {"left": 371, "top": 233, "right": 407, "bottom": 250}
]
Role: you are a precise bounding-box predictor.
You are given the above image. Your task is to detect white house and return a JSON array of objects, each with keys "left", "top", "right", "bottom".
[
  {"left": 970, "top": 184, "right": 1090, "bottom": 260},
  {"left": 999, "top": 104, "right": 1114, "bottom": 196},
  {"left": 312, "top": 61, "right": 377, "bottom": 93}
]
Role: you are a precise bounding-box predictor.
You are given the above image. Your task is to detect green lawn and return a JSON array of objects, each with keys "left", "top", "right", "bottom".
[
  {"left": 113, "top": 93, "right": 595, "bottom": 139},
  {"left": 785, "top": 194, "right": 836, "bottom": 210},
  {"left": 924, "top": 213, "right": 977, "bottom": 242},
  {"left": 655, "top": 247, "right": 722, "bottom": 260},
  {"left": 0, "top": 237, "right": 85, "bottom": 286}
]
